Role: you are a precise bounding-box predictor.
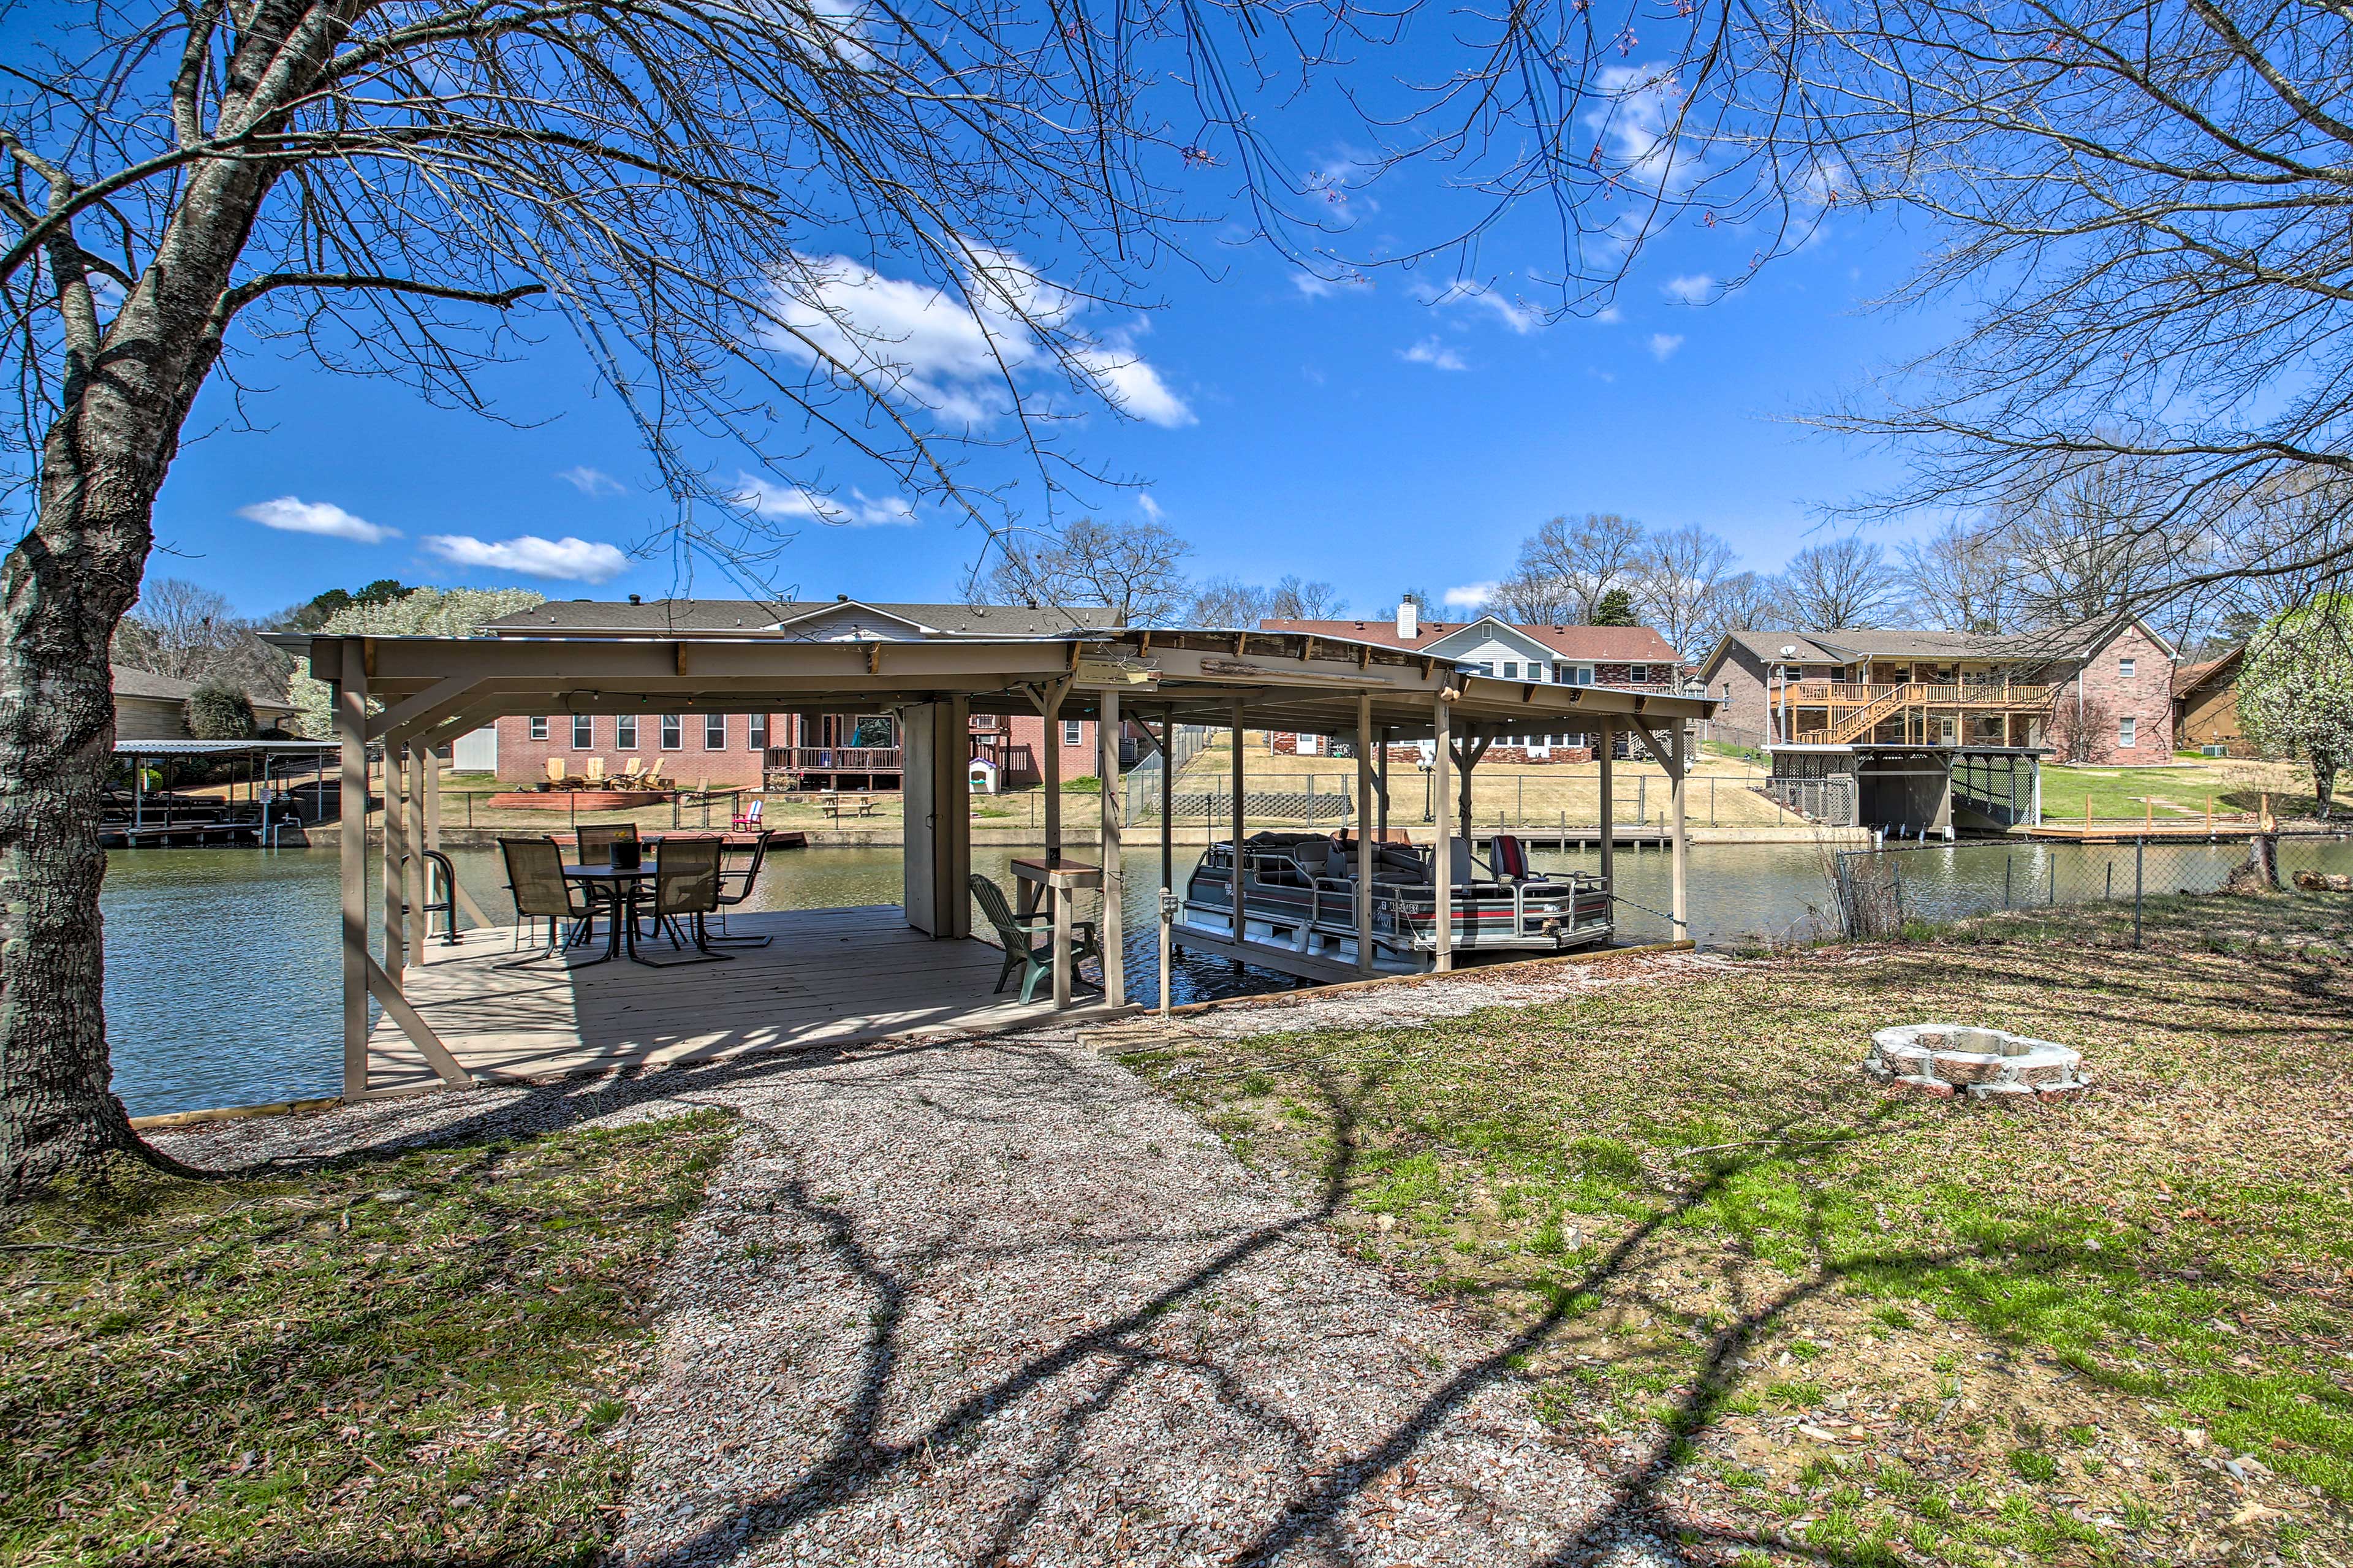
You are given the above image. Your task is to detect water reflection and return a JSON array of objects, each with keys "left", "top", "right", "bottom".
[{"left": 100, "top": 834, "right": 2353, "bottom": 1117}]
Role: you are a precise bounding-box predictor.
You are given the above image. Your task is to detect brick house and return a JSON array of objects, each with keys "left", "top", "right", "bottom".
[
  {"left": 1254, "top": 605, "right": 1683, "bottom": 763},
  {"left": 1692, "top": 619, "right": 2180, "bottom": 765},
  {"left": 468, "top": 596, "right": 1133, "bottom": 790},
  {"left": 2173, "top": 646, "right": 2248, "bottom": 757}
]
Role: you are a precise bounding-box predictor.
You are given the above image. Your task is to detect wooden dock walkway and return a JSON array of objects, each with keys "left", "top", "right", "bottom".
[{"left": 368, "top": 904, "right": 1125, "bottom": 1096}]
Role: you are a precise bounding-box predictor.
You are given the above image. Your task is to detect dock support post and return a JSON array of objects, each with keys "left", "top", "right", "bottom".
[
  {"left": 1355, "top": 692, "right": 1375, "bottom": 975},
  {"left": 1669, "top": 721, "right": 1689, "bottom": 941},
  {"left": 1040, "top": 680, "right": 1066, "bottom": 868},
  {"left": 1377, "top": 727, "right": 1391, "bottom": 841},
  {"left": 405, "top": 744, "right": 427, "bottom": 968},
  {"left": 1230, "top": 695, "right": 1247, "bottom": 946},
  {"left": 1097, "top": 685, "right": 1125, "bottom": 1007},
  {"left": 382, "top": 743, "right": 406, "bottom": 984},
  {"left": 336, "top": 640, "right": 369, "bottom": 1100},
  {"left": 1433, "top": 688, "right": 1454, "bottom": 972},
  {"left": 1160, "top": 704, "right": 1175, "bottom": 898},
  {"left": 1598, "top": 720, "right": 1616, "bottom": 906}
]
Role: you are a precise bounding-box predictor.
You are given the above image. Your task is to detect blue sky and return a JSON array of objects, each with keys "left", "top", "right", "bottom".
[{"left": 146, "top": 166, "right": 1949, "bottom": 621}]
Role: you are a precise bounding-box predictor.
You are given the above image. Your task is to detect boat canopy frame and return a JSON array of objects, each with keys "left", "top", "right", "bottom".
[{"left": 286, "top": 624, "right": 1716, "bottom": 1099}]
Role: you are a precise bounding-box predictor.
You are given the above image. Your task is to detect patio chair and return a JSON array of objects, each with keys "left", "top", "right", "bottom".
[
  {"left": 731, "top": 796, "right": 764, "bottom": 831},
  {"left": 969, "top": 873, "right": 1100, "bottom": 1004},
  {"left": 708, "top": 831, "right": 776, "bottom": 946},
  {"left": 575, "top": 822, "right": 638, "bottom": 866},
  {"left": 544, "top": 757, "right": 567, "bottom": 786},
  {"left": 585, "top": 757, "right": 606, "bottom": 783},
  {"left": 644, "top": 837, "right": 731, "bottom": 963},
  {"left": 497, "top": 838, "right": 597, "bottom": 967},
  {"left": 621, "top": 756, "right": 646, "bottom": 780}
]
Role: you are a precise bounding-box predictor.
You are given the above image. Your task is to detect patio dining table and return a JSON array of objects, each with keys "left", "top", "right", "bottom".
[{"left": 561, "top": 862, "right": 661, "bottom": 966}]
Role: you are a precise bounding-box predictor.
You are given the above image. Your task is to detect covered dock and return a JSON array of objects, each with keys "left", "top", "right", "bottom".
[{"left": 296, "top": 624, "right": 1715, "bottom": 1099}]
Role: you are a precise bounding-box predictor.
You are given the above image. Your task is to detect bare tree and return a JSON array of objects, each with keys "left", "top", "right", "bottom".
[
  {"left": 979, "top": 518, "right": 1194, "bottom": 625},
  {"left": 1264, "top": 576, "right": 1346, "bottom": 619},
  {"left": 0, "top": 0, "right": 1211, "bottom": 1195},
  {"left": 1696, "top": 570, "right": 1792, "bottom": 648},
  {"left": 1782, "top": 537, "right": 1901, "bottom": 632},
  {"left": 112, "top": 577, "right": 289, "bottom": 696},
  {"left": 1901, "top": 524, "right": 2018, "bottom": 635},
  {"left": 1632, "top": 524, "right": 1734, "bottom": 659},
  {"left": 1191, "top": 574, "right": 1344, "bottom": 626},
  {"left": 1503, "top": 514, "right": 1648, "bottom": 624}
]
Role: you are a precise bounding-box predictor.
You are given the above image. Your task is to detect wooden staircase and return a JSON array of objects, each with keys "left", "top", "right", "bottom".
[{"left": 1822, "top": 683, "right": 1918, "bottom": 744}]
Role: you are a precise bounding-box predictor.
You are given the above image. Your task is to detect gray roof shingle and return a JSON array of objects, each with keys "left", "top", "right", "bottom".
[{"left": 485, "top": 598, "right": 1123, "bottom": 637}]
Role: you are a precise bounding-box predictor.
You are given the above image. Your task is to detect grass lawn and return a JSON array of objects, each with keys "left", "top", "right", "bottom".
[
  {"left": 1, "top": 1112, "right": 733, "bottom": 1566},
  {"left": 2037, "top": 759, "right": 2351, "bottom": 824},
  {"left": 1121, "top": 894, "right": 2353, "bottom": 1566}
]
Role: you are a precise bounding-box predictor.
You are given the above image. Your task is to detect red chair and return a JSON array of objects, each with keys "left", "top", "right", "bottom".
[{"left": 730, "top": 796, "right": 764, "bottom": 831}]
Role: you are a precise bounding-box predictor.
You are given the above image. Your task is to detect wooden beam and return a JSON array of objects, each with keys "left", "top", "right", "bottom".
[
  {"left": 336, "top": 642, "right": 369, "bottom": 1099},
  {"left": 364, "top": 955, "right": 472, "bottom": 1087},
  {"left": 675, "top": 641, "right": 690, "bottom": 676},
  {"left": 1669, "top": 719, "right": 1689, "bottom": 941},
  {"left": 406, "top": 744, "right": 427, "bottom": 968},
  {"left": 1599, "top": 718, "right": 1616, "bottom": 900},
  {"left": 1355, "top": 692, "right": 1374, "bottom": 975},
  {"left": 1098, "top": 684, "right": 1125, "bottom": 1008},
  {"left": 1432, "top": 691, "right": 1454, "bottom": 972}
]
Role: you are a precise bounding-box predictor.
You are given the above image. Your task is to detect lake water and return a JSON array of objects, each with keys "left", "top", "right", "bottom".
[{"left": 100, "top": 835, "right": 2352, "bottom": 1117}]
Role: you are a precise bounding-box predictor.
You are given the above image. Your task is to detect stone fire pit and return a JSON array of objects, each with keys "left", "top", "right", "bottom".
[{"left": 1866, "top": 1023, "right": 2088, "bottom": 1103}]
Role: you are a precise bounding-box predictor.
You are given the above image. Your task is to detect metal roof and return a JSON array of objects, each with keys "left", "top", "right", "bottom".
[
  {"left": 115, "top": 738, "right": 338, "bottom": 755},
  {"left": 484, "top": 597, "right": 1124, "bottom": 637}
]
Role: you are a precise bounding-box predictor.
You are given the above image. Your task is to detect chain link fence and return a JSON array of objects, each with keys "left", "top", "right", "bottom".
[{"left": 1833, "top": 833, "right": 2353, "bottom": 945}]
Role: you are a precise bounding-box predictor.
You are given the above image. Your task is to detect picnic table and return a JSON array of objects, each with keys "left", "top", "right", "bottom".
[{"left": 820, "top": 792, "right": 881, "bottom": 822}]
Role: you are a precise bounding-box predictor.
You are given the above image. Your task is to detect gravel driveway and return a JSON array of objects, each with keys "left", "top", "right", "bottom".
[{"left": 156, "top": 988, "right": 1692, "bottom": 1566}]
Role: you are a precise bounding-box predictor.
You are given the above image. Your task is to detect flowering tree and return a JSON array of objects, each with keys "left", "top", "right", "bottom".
[
  {"left": 2238, "top": 598, "right": 2353, "bottom": 821},
  {"left": 284, "top": 588, "right": 547, "bottom": 737}
]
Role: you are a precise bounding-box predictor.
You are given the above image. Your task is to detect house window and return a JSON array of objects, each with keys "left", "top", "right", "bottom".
[
  {"left": 571, "top": 714, "right": 593, "bottom": 749},
  {"left": 529, "top": 716, "right": 548, "bottom": 741},
  {"left": 1572, "top": 665, "right": 1594, "bottom": 686},
  {"left": 1627, "top": 664, "right": 1650, "bottom": 683},
  {"left": 748, "top": 714, "right": 768, "bottom": 751},
  {"left": 1527, "top": 663, "right": 1545, "bottom": 681},
  {"left": 1062, "top": 718, "right": 1083, "bottom": 747},
  {"left": 2118, "top": 715, "right": 2137, "bottom": 748},
  {"left": 615, "top": 714, "right": 638, "bottom": 749},
  {"left": 2118, "top": 656, "right": 2137, "bottom": 679},
  {"left": 1478, "top": 661, "right": 1496, "bottom": 676},
  {"left": 660, "top": 714, "right": 683, "bottom": 750},
  {"left": 1501, "top": 661, "right": 1520, "bottom": 680},
  {"left": 704, "top": 713, "right": 727, "bottom": 750}
]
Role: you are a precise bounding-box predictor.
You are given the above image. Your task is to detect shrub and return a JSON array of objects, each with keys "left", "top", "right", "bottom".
[{"left": 184, "top": 681, "right": 257, "bottom": 739}]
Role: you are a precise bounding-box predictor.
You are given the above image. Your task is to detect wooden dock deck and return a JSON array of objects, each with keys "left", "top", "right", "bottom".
[{"left": 367, "top": 904, "right": 1126, "bottom": 1096}]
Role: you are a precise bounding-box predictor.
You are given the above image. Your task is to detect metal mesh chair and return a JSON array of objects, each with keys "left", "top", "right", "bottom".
[
  {"left": 708, "top": 831, "right": 776, "bottom": 946},
  {"left": 645, "top": 837, "right": 730, "bottom": 963},
  {"left": 575, "top": 822, "right": 637, "bottom": 865},
  {"left": 498, "top": 838, "right": 596, "bottom": 967}
]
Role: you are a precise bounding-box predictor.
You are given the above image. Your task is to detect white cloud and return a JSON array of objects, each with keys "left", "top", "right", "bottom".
[
  {"left": 237, "top": 496, "right": 396, "bottom": 545},
  {"left": 1648, "top": 333, "right": 1685, "bottom": 361},
  {"left": 1401, "top": 337, "right": 1468, "bottom": 372},
  {"left": 765, "top": 249, "right": 1189, "bottom": 428},
  {"left": 1291, "top": 273, "right": 1339, "bottom": 300},
  {"left": 1442, "top": 582, "right": 1497, "bottom": 608},
  {"left": 1415, "top": 281, "right": 1544, "bottom": 335},
  {"left": 1662, "top": 273, "right": 1715, "bottom": 305},
  {"left": 1137, "top": 493, "right": 1165, "bottom": 522},
  {"left": 1596, "top": 305, "right": 1624, "bottom": 324},
  {"left": 423, "top": 534, "right": 631, "bottom": 581},
  {"left": 734, "top": 475, "right": 919, "bottom": 527},
  {"left": 557, "top": 466, "right": 624, "bottom": 496}
]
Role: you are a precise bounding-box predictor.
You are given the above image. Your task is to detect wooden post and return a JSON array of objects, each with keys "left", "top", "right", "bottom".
[
  {"left": 1377, "top": 727, "right": 1391, "bottom": 841},
  {"left": 1598, "top": 720, "right": 1616, "bottom": 900},
  {"left": 1669, "top": 721, "right": 1689, "bottom": 941},
  {"left": 1097, "top": 686, "right": 1125, "bottom": 1007},
  {"left": 382, "top": 743, "right": 406, "bottom": 983},
  {"left": 405, "top": 744, "right": 428, "bottom": 967},
  {"left": 1040, "top": 681, "right": 1067, "bottom": 867},
  {"left": 1230, "top": 695, "right": 1247, "bottom": 945},
  {"left": 1432, "top": 689, "right": 1454, "bottom": 972},
  {"left": 336, "top": 642, "right": 369, "bottom": 1100},
  {"left": 1355, "top": 692, "right": 1375, "bottom": 975},
  {"left": 1160, "top": 703, "right": 1175, "bottom": 896}
]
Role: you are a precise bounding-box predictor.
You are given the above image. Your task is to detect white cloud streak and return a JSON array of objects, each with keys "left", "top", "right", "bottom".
[
  {"left": 1648, "top": 333, "right": 1685, "bottom": 360},
  {"left": 557, "top": 466, "right": 624, "bottom": 496},
  {"left": 237, "top": 496, "right": 396, "bottom": 545},
  {"left": 424, "top": 534, "right": 631, "bottom": 581},
  {"left": 1442, "top": 582, "right": 1497, "bottom": 608},
  {"left": 735, "top": 475, "right": 919, "bottom": 527},
  {"left": 1661, "top": 273, "right": 1715, "bottom": 305},
  {"left": 1401, "top": 337, "right": 1468, "bottom": 371},
  {"left": 1415, "top": 281, "right": 1544, "bottom": 335}
]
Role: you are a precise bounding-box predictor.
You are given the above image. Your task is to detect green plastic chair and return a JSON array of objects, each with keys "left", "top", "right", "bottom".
[{"left": 968, "top": 873, "right": 1101, "bottom": 1004}]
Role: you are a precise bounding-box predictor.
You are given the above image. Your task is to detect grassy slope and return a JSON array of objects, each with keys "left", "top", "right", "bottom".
[
  {"left": 2036, "top": 760, "right": 2351, "bottom": 823},
  {"left": 1, "top": 1112, "right": 732, "bottom": 1567},
  {"left": 1124, "top": 895, "right": 2353, "bottom": 1567}
]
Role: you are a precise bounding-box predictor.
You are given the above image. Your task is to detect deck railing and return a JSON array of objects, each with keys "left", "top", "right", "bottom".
[{"left": 768, "top": 745, "right": 903, "bottom": 772}]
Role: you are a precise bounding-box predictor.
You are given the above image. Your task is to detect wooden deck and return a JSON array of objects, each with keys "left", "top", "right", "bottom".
[{"left": 367, "top": 904, "right": 1126, "bottom": 1096}]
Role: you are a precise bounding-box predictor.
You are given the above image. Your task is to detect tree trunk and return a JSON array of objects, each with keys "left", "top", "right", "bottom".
[
  {"left": 1, "top": 148, "right": 283, "bottom": 1199},
  {"left": 2315, "top": 761, "right": 2337, "bottom": 823}
]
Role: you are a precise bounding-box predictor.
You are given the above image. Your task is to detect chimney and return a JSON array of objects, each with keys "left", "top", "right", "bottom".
[
  {"left": 627, "top": 593, "right": 642, "bottom": 605},
  {"left": 1396, "top": 599, "right": 1419, "bottom": 640}
]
